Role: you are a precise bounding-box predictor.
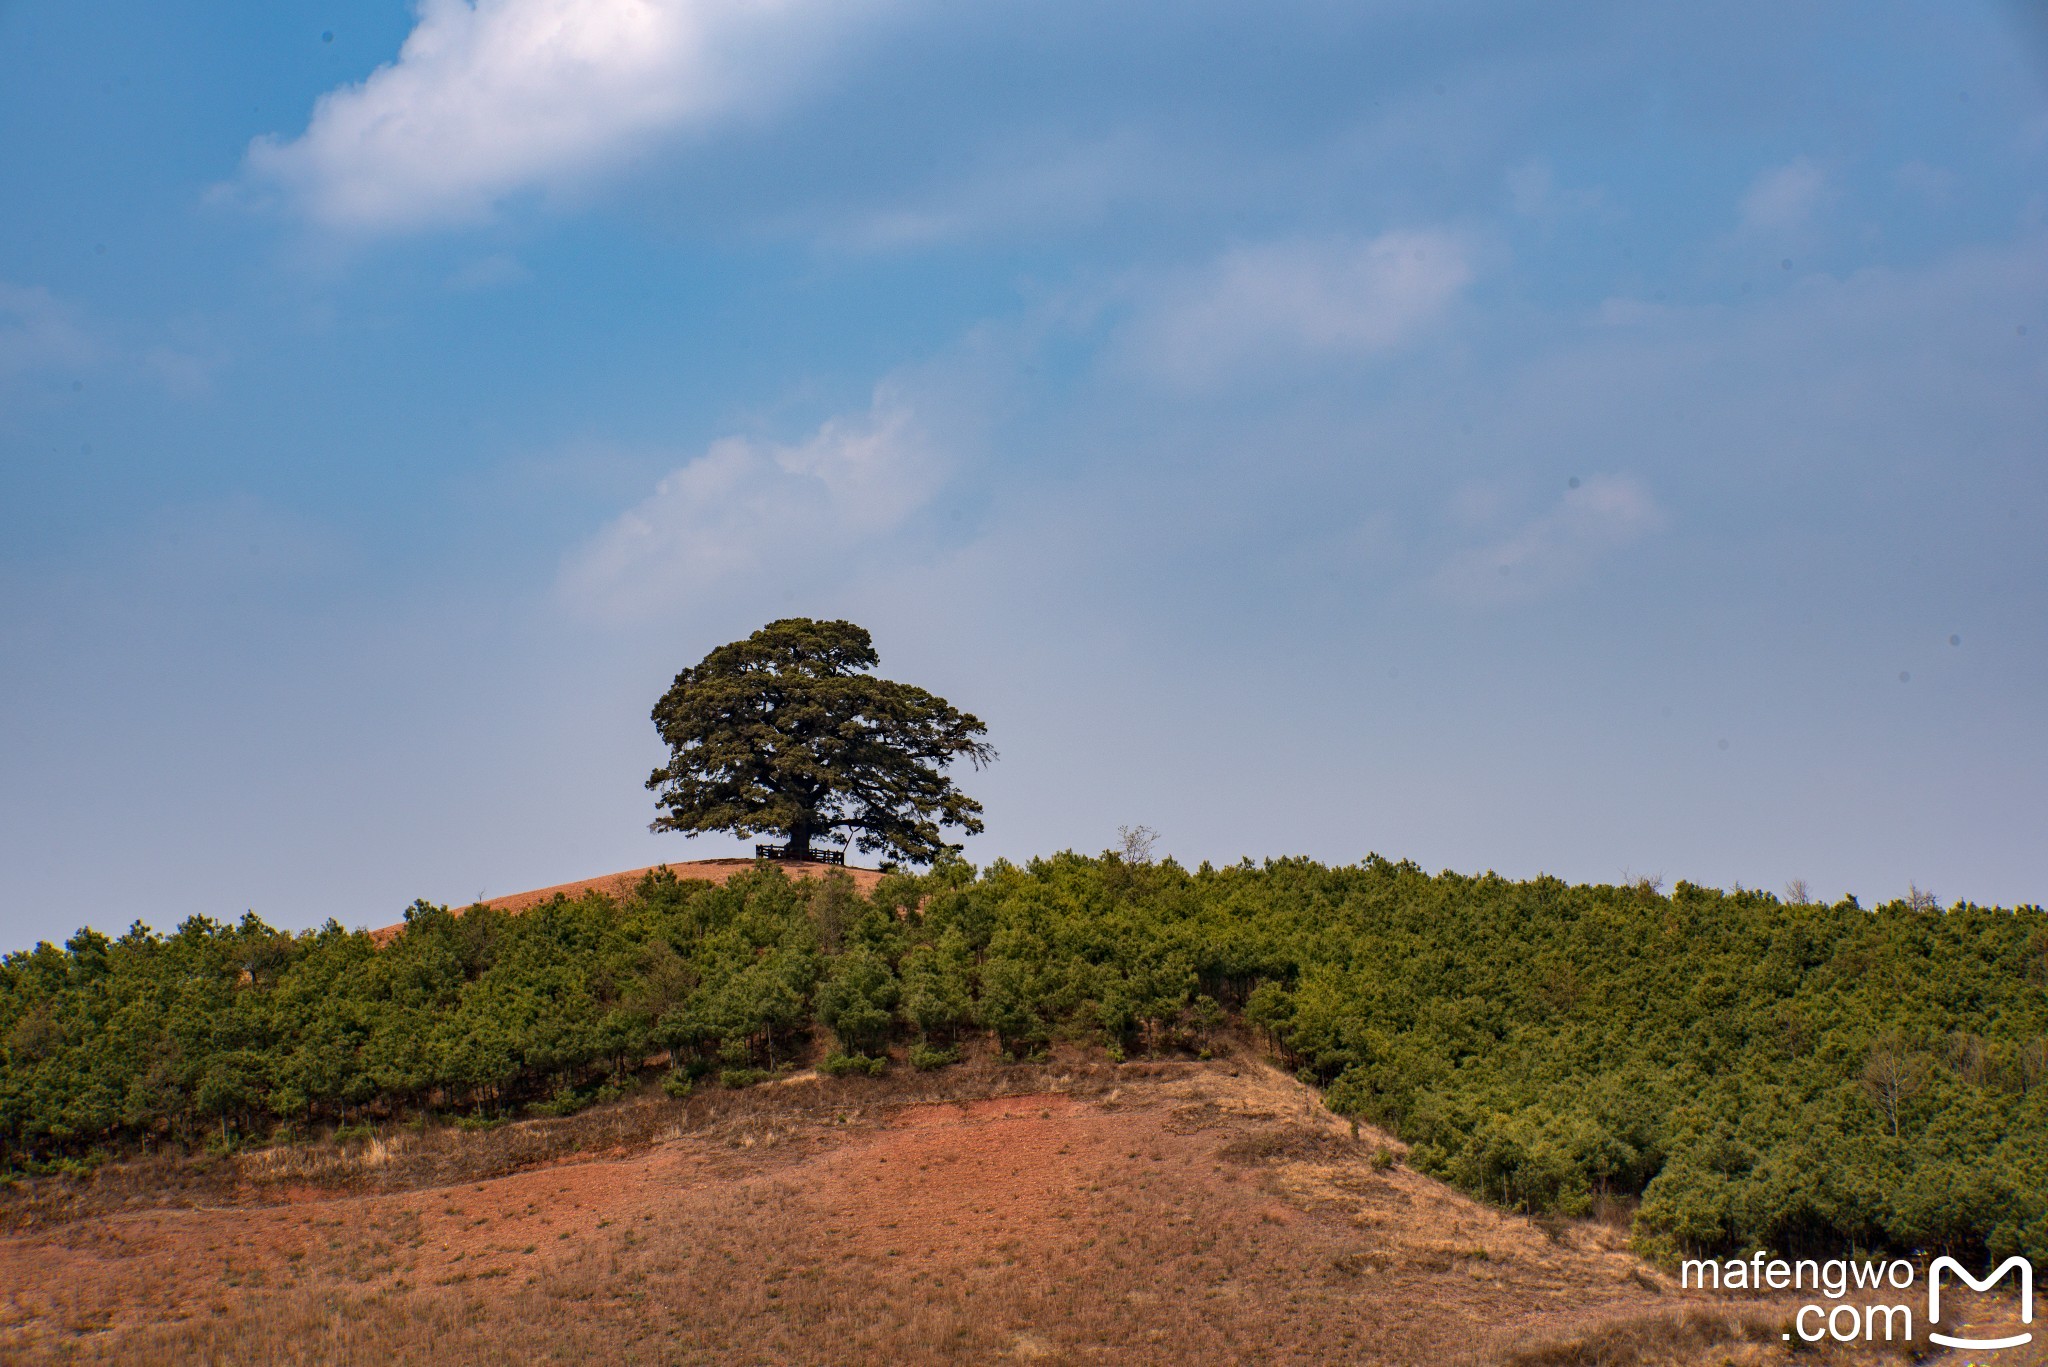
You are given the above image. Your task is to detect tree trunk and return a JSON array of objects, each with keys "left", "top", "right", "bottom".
[{"left": 787, "top": 822, "right": 813, "bottom": 861}]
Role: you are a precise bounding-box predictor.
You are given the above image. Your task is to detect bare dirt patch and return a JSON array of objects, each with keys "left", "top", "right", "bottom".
[{"left": 0, "top": 1054, "right": 1956, "bottom": 1366}]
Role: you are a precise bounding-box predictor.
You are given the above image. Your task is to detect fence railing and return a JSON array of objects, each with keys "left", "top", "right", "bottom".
[{"left": 754, "top": 844, "right": 846, "bottom": 865}]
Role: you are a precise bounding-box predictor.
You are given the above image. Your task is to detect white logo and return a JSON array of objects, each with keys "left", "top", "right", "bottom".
[{"left": 1928, "top": 1256, "right": 2034, "bottom": 1352}]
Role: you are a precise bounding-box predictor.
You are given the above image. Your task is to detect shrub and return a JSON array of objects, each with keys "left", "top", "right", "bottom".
[
  {"left": 661, "top": 1070, "right": 694, "bottom": 1099},
  {"left": 816, "top": 949, "right": 900, "bottom": 1056},
  {"left": 819, "top": 1051, "right": 887, "bottom": 1077},
  {"left": 908, "top": 1043, "right": 959, "bottom": 1071},
  {"left": 530, "top": 1087, "right": 587, "bottom": 1118},
  {"left": 719, "top": 1067, "right": 771, "bottom": 1090}
]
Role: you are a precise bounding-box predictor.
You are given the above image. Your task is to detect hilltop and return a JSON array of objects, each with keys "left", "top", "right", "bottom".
[{"left": 367, "top": 857, "right": 886, "bottom": 944}]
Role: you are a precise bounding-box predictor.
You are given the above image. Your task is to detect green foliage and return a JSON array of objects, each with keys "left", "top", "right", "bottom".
[
  {"left": 818, "top": 1051, "right": 887, "bottom": 1077},
  {"left": 816, "top": 946, "right": 899, "bottom": 1055},
  {"left": 908, "top": 1043, "right": 959, "bottom": 1071},
  {"left": 528, "top": 1079, "right": 623, "bottom": 1118},
  {"left": 3, "top": 853, "right": 2042, "bottom": 1264},
  {"left": 899, "top": 931, "right": 974, "bottom": 1040},
  {"left": 646, "top": 619, "right": 996, "bottom": 864}
]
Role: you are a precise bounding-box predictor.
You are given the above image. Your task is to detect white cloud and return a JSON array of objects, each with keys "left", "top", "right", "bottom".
[
  {"left": 1739, "top": 158, "right": 1829, "bottom": 234},
  {"left": 558, "top": 386, "right": 944, "bottom": 620},
  {"left": 1432, "top": 474, "right": 1664, "bottom": 605},
  {"left": 1117, "top": 231, "right": 1473, "bottom": 387},
  {"left": 244, "top": 0, "right": 850, "bottom": 232},
  {"left": 0, "top": 283, "right": 94, "bottom": 377}
]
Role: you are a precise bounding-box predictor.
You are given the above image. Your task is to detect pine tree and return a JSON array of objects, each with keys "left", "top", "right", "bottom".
[{"left": 647, "top": 619, "right": 995, "bottom": 865}]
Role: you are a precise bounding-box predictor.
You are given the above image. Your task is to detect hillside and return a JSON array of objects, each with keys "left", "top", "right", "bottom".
[
  {"left": 3, "top": 851, "right": 2044, "bottom": 1362},
  {"left": 0, "top": 1048, "right": 1936, "bottom": 1365},
  {"left": 366, "top": 857, "right": 886, "bottom": 945}
]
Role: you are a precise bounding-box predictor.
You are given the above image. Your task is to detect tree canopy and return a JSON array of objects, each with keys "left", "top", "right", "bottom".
[{"left": 647, "top": 618, "right": 995, "bottom": 865}]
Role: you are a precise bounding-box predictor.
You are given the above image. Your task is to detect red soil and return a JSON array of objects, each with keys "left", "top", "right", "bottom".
[{"left": 0, "top": 1060, "right": 1984, "bottom": 1365}]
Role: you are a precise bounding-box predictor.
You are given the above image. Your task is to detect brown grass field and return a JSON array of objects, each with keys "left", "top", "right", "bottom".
[{"left": 0, "top": 1045, "right": 2029, "bottom": 1365}]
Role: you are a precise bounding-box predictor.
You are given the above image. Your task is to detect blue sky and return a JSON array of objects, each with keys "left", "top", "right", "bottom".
[{"left": 3, "top": 0, "right": 2045, "bottom": 948}]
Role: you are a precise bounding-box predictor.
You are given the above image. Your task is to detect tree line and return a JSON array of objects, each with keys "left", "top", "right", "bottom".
[{"left": 3, "top": 854, "right": 2044, "bottom": 1262}]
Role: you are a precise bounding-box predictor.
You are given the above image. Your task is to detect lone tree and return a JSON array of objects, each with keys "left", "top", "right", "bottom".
[{"left": 648, "top": 618, "right": 995, "bottom": 865}]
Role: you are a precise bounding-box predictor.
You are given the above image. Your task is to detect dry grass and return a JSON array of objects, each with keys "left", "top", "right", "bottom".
[
  {"left": 1464, "top": 1303, "right": 1935, "bottom": 1367},
  {"left": 0, "top": 1050, "right": 1956, "bottom": 1366},
  {"left": 1482, "top": 1307, "right": 1789, "bottom": 1366}
]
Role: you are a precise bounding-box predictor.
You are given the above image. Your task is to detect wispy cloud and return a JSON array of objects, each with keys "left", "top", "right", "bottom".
[
  {"left": 1739, "top": 157, "right": 1830, "bottom": 234},
  {"left": 0, "top": 283, "right": 224, "bottom": 402},
  {"left": 822, "top": 130, "right": 1164, "bottom": 250},
  {"left": 1505, "top": 159, "right": 1607, "bottom": 221},
  {"left": 1117, "top": 231, "right": 1473, "bottom": 387},
  {"left": 243, "top": 0, "right": 857, "bottom": 233},
  {"left": 557, "top": 385, "right": 945, "bottom": 621},
  {"left": 1432, "top": 474, "right": 1665, "bottom": 605},
  {"left": 0, "top": 282, "right": 95, "bottom": 378},
  {"left": 142, "top": 344, "right": 228, "bottom": 400}
]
